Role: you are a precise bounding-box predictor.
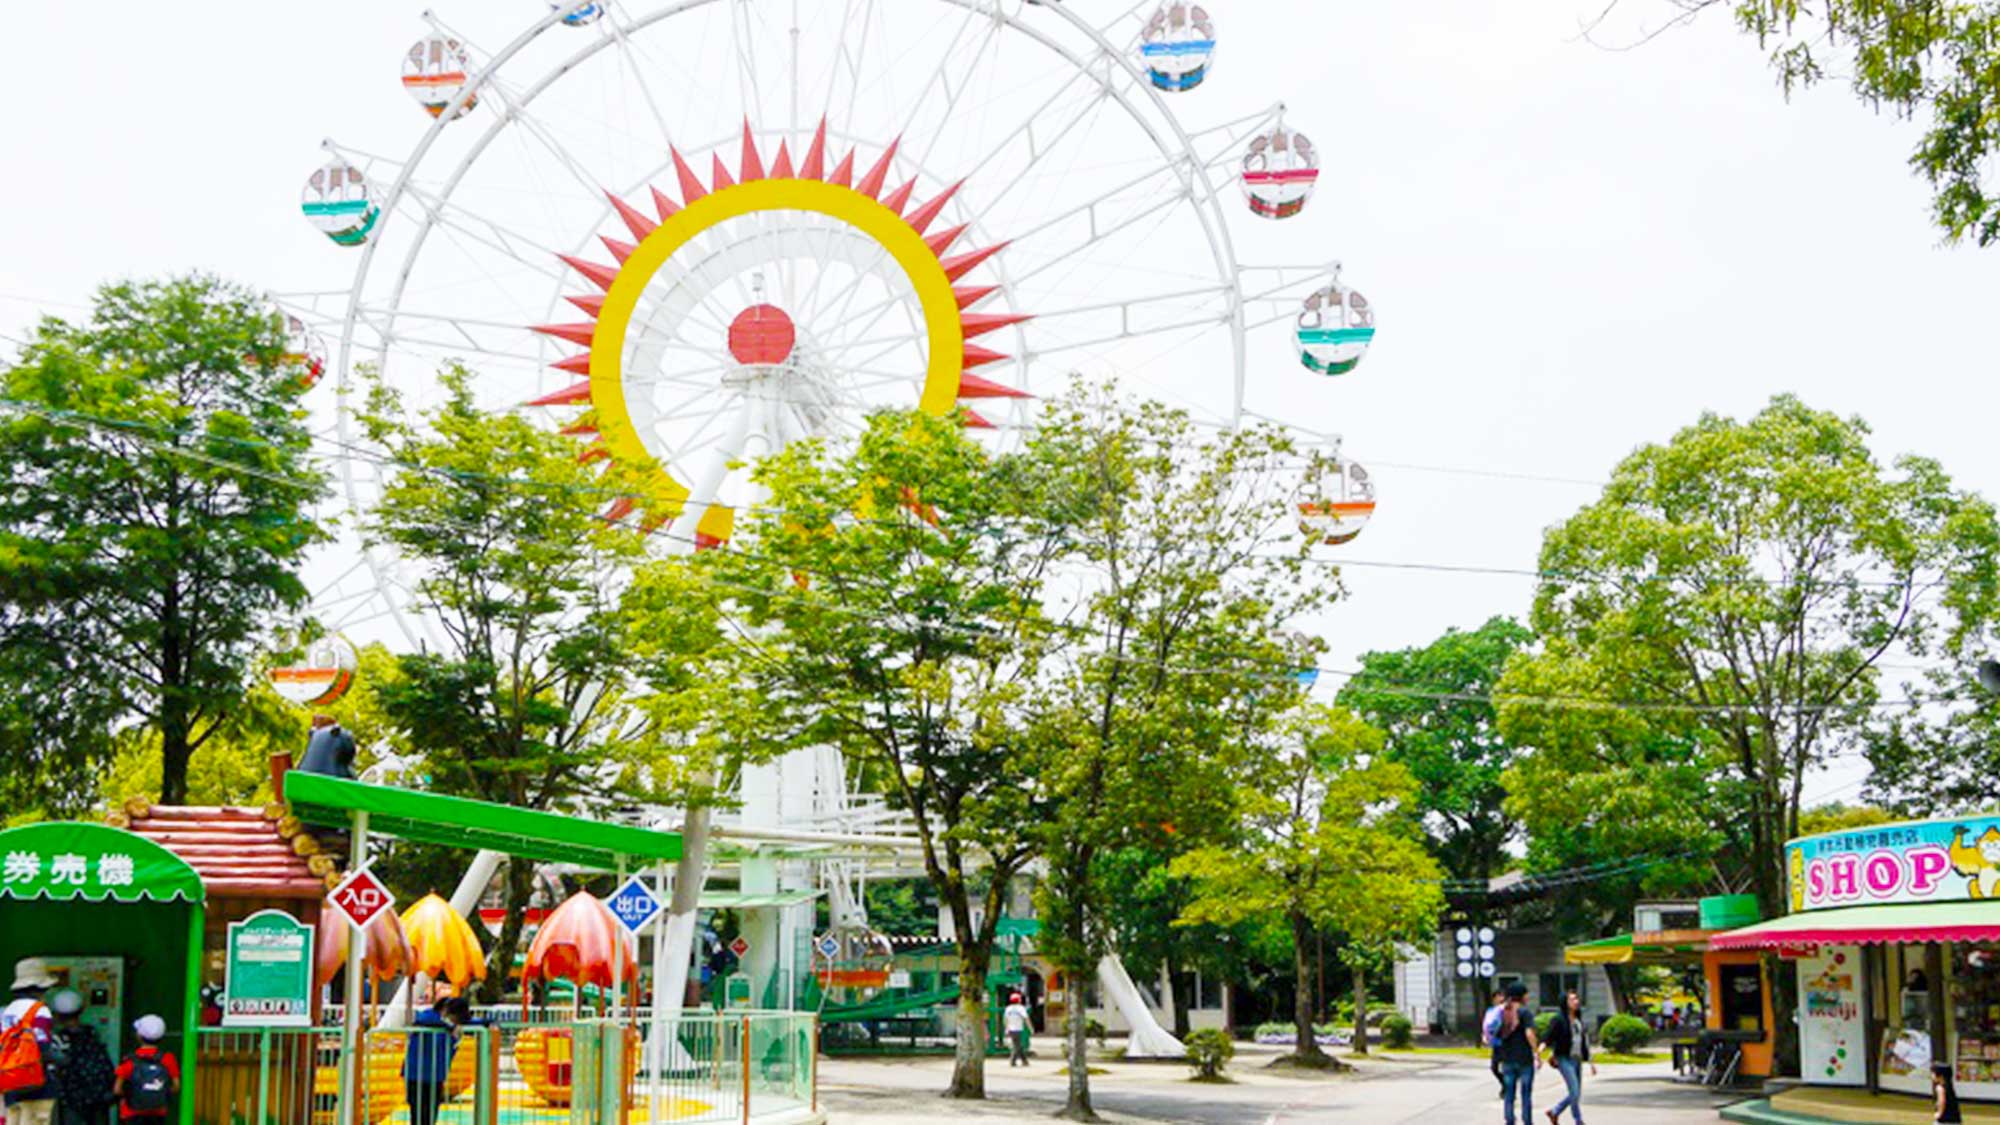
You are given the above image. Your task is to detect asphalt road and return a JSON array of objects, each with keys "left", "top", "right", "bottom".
[{"left": 819, "top": 1048, "right": 1753, "bottom": 1123}]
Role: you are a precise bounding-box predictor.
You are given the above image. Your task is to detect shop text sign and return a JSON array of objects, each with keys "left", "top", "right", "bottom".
[{"left": 1788, "top": 816, "right": 2000, "bottom": 912}]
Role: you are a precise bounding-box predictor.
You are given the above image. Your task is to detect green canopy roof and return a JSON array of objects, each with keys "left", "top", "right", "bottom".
[
  {"left": 0, "top": 821, "right": 204, "bottom": 905},
  {"left": 285, "top": 773, "right": 681, "bottom": 869}
]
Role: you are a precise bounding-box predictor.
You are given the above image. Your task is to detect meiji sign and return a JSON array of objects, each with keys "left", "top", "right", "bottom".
[{"left": 1788, "top": 816, "right": 2000, "bottom": 912}]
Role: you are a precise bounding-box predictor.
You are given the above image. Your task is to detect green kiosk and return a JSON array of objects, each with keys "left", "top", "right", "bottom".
[{"left": 0, "top": 821, "right": 206, "bottom": 1122}]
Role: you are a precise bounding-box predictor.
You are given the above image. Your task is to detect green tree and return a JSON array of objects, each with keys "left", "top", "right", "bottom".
[
  {"left": 0, "top": 275, "right": 328, "bottom": 805},
  {"left": 689, "top": 409, "right": 1063, "bottom": 1099},
  {"left": 1620, "top": 1, "right": 2000, "bottom": 244},
  {"left": 1024, "top": 392, "right": 1332, "bottom": 1119},
  {"left": 1497, "top": 394, "right": 2000, "bottom": 1073},
  {"left": 1173, "top": 705, "right": 1442, "bottom": 1066},
  {"left": 360, "top": 365, "right": 641, "bottom": 1000},
  {"left": 1340, "top": 617, "right": 1532, "bottom": 883}
]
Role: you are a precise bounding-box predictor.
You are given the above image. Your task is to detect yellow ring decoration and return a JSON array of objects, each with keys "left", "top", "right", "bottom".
[{"left": 589, "top": 177, "right": 967, "bottom": 503}]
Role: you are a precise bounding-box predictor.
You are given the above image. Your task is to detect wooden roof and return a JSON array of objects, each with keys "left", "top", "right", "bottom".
[{"left": 112, "top": 801, "right": 338, "bottom": 901}]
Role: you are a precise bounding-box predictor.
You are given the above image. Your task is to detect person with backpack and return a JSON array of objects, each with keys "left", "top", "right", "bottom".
[
  {"left": 45, "top": 990, "right": 114, "bottom": 1125},
  {"left": 1, "top": 958, "right": 59, "bottom": 1125},
  {"left": 1480, "top": 989, "right": 1506, "bottom": 1093},
  {"left": 1494, "top": 982, "right": 1539, "bottom": 1125},
  {"left": 111, "top": 1017, "right": 176, "bottom": 1123}
]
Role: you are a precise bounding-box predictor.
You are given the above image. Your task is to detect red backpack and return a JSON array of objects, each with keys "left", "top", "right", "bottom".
[{"left": 0, "top": 1002, "right": 47, "bottom": 1094}]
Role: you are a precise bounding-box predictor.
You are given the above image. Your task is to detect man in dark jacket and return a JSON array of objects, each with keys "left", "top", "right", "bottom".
[{"left": 401, "top": 1000, "right": 462, "bottom": 1125}]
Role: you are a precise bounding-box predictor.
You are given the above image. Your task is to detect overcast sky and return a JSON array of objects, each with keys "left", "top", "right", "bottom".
[{"left": 2, "top": 1, "right": 1992, "bottom": 807}]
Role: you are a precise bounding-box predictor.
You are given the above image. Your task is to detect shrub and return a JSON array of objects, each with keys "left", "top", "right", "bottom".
[
  {"left": 1185, "top": 1028, "right": 1234, "bottom": 1080},
  {"left": 1085, "top": 1018, "right": 1108, "bottom": 1047},
  {"left": 1382, "top": 1014, "right": 1415, "bottom": 1049},
  {"left": 1534, "top": 1011, "right": 1557, "bottom": 1040},
  {"left": 1599, "top": 1014, "right": 1652, "bottom": 1054}
]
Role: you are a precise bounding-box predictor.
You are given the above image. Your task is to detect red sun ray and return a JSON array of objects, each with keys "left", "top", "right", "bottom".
[
  {"left": 963, "top": 344, "right": 1008, "bottom": 370},
  {"left": 561, "top": 417, "right": 599, "bottom": 436},
  {"left": 580, "top": 444, "right": 611, "bottom": 465},
  {"left": 529, "top": 380, "right": 593, "bottom": 407},
  {"left": 771, "top": 140, "right": 796, "bottom": 180},
  {"left": 960, "top": 312, "right": 1034, "bottom": 340},
  {"left": 961, "top": 409, "right": 997, "bottom": 429},
  {"left": 802, "top": 118, "right": 829, "bottom": 180},
  {"left": 906, "top": 181, "right": 963, "bottom": 235},
  {"left": 740, "top": 121, "right": 766, "bottom": 182},
  {"left": 856, "top": 138, "right": 900, "bottom": 199},
  {"left": 607, "top": 191, "right": 657, "bottom": 240},
  {"left": 940, "top": 243, "right": 1009, "bottom": 283},
  {"left": 958, "top": 373, "right": 1031, "bottom": 399},
  {"left": 567, "top": 294, "right": 606, "bottom": 318},
  {"left": 829, "top": 150, "right": 856, "bottom": 188},
  {"left": 924, "top": 224, "right": 970, "bottom": 255},
  {"left": 953, "top": 285, "right": 999, "bottom": 309},
  {"left": 550, "top": 354, "right": 594, "bottom": 376},
  {"left": 710, "top": 153, "right": 737, "bottom": 191},
  {"left": 600, "top": 235, "right": 636, "bottom": 264},
  {"left": 531, "top": 323, "right": 597, "bottom": 347},
  {"left": 559, "top": 255, "right": 619, "bottom": 291},
  {"left": 882, "top": 179, "right": 918, "bottom": 217},
  {"left": 603, "top": 497, "right": 637, "bottom": 522},
  {"left": 650, "top": 185, "right": 681, "bottom": 221},
  {"left": 670, "top": 148, "right": 707, "bottom": 203}
]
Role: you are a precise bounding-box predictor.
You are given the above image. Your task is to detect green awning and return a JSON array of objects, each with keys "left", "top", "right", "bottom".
[
  {"left": 698, "top": 890, "right": 822, "bottom": 910},
  {"left": 285, "top": 773, "right": 680, "bottom": 869},
  {"left": 0, "top": 821, "right": 204, "bottom": 905},
  {"left": 1712, "top": 901, "right": 2000, "bottom": 950}
]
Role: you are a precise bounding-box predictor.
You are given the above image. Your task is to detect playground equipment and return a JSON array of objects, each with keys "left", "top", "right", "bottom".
[{"left": 275, "top": 0, "right": 1397, "bottom": 1067}]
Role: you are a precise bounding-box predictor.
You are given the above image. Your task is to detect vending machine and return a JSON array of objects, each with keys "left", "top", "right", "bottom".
[{"left": 41, "top": 955, "right": 126, "bottom": 1061}]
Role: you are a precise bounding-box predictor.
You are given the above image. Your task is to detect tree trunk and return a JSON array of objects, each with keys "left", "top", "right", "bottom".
[
  {"left": 1290, "top": 911, "right": 1324, "bottom": 1060},
  {"left": 482, "top": 857, "right": 536, "bottom": 1004},
  {"left": 948, "top": 946, "right": 991, "bottom": 1098},
  {"left": 1062, "top": 964, "right": 1098, "bottom": 1121},
  {"left": 158, "top": 686, "right": 192, "bottom": 806},
  {"left": 1166, "top": 955, "right": 1192, "bottom": 1040},
  {"left": 1351, "top": 963, "right": 1369, "bottom": 1056},
  {"left": 1751, "top": 845, "right": 1801, "bottom": 1076}
]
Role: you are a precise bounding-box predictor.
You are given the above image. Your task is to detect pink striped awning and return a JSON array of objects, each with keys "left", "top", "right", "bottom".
[{"left": 1710, "top": 901, "right": 2000, "bottom": 950}]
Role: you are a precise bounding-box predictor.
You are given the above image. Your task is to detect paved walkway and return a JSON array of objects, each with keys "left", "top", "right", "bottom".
[{"left": 819, "top": 1046, "right": 1756, "bottom": 1123}]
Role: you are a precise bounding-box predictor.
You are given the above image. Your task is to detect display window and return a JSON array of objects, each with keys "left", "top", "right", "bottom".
[{"left": 1952, "top": 944, "right": 2000, "bottom": 1089}]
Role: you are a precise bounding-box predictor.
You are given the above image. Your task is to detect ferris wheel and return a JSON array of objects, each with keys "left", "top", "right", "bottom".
[{"left": 286, "top": 0, "right": 1381, "bottom": 653}]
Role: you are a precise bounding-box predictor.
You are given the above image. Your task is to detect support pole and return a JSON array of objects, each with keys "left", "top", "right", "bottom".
[
  {"left": 613, "top": 856, "right": 627, "bottom": 1019},
  {"left": 740, "top": 1015, "right": 752, "bottom": 1124},
  {"left": 649, "top": 860, "right": 670, "bottom": 1114},
  {"left": 339, "top": 810, "right": 370, "bottom": 1125},
  {"left": 182, "top": 901, "right": 204, "bottom": 1125}
]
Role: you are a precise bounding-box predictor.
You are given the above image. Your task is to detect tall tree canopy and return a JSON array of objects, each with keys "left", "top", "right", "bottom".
[
  {"left": 0, "top": 275, "right": 327, "bottom": 806},
  {"left": 360, "top": 364, "right": 641, "bottom": 998},
  {"left": 1498, "top": 394, "right": 1999, "bottom": 1070},
  {"left": 1340, "top": 616, "right": 1532, "bottom": 882}
]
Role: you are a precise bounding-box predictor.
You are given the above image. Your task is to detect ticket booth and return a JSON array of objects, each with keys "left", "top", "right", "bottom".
[{"left": 0, "top": 821, "right": 206, "bottom": 1123}]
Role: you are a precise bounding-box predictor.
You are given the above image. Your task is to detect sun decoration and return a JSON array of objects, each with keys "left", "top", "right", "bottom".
[{"left": 526, "top": 119, "right": 1031, "bottom": 549}]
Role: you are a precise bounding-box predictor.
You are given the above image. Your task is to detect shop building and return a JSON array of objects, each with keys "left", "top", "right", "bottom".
[{"left": 1716, "top": 815, "right": 2000, "bottom": 1120}]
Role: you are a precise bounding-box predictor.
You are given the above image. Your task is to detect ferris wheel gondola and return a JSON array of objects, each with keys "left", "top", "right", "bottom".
[
  {"left": 550, "top": 1, "right": 606, "bottom": 26},
  {"left": 1242, "top": 123, "right": 1318, "bottom": 220},
  {"left": 1294, "top": 276, "right": 1375, "bottom": 376},
  {"left": 1140, "top": 3, "right": 1217, "bottom": 92},
  {"left": 401, "top": 33, "right": 478, "bottom": 120},
  {"left": 300, "top": 159, "right": 378, "bottom": 247},
  {"left": 1298, "top": 455, "right": 1376, "bottom": 546}
]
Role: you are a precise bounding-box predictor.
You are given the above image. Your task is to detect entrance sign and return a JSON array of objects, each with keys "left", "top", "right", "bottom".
[
  {"left": 608, "top": 876, "right": 664, "bottom": 935},
  {"left": 1786, "top": 816, "right": 2000, "bottom": 912},
  {"left": 329, "top": 868, "right": 395, "bottom": 930},
  {"left": 728, "top": 936, "right": 751, "bottom": 959},
  {"left": 223, "top": 910, "right": 314, "bottom": 1027}
]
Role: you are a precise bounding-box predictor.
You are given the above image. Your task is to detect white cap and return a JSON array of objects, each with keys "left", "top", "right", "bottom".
[
  {"left": 10, "top": 958, "right": 57, "bottom": 991},
  {"left": 46, "top": 989, "right": 83, "bottom": 1016},
  {"left": 133, "top": 1015, "right": 166, "bottom": 1042}
]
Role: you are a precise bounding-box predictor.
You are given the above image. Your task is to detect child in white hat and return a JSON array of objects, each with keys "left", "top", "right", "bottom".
[{"left": 111, "top": 1017, "right": 177, "bottom": 1122}]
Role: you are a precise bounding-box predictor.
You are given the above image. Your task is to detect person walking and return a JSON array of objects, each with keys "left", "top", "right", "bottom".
[
  {"left": 45, "top": 990, "right": 114, "bottom": 1125},
  {"left": 1542, "top": 990, "right": 1595, "bottom": 1125},
  {"left": 1495, "top": 982, "right": 1538, "bottom": 1125},
  {"left": 111, "top": 1017, "right": 176, "bottom": 1124},
  {"left": 1480, "top": 989, "right": 1506, "bottom": 1093},
  {"left": 1935, "top": 1061, "right": 1964, "bottom": 1123},
  {"left": 1003, "top": 993, "right": 1032, "bottom": 1067},
  {"left": 1, "top": 959, "right": 59, "bottom": 1125}
]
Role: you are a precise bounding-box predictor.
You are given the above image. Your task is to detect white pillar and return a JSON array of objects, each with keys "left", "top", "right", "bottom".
[{"left": 339, "top": 812, "right": 370, "bottom": 1125}]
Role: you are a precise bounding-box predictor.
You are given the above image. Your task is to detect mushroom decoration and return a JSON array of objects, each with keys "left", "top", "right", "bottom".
[
  {"left": 315, "top": 905, "right": 413, "bottom": 988},
  {"left": 400, "top": 893, "right": 489, "bottom": 991},
  {"left": 516, "top": 892, "right": 638, "bottom": 1108}
]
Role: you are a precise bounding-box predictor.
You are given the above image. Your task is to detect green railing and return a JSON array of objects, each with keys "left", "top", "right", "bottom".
[{"left": 192, "top": 1011, "right": 817, "bottom": 1125}]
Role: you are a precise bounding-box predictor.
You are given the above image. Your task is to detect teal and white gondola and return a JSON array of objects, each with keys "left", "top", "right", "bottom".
[
  {"left": 1242, "top": 124, "right": 1319, "bottom": 220},
  {"left": 1140, "top": 3, "right": 1216, "bottom": 92},
  {"left": 1294, "top": 280, "right": 1375, "bottom": 376},
  {"left": 300, "top": 160, "right": 379, "bottom": 248}
]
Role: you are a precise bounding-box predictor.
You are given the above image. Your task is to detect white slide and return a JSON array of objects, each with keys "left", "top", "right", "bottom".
[{"left": 1097, "top": 955, "right": 1186, "bottom": 1059}]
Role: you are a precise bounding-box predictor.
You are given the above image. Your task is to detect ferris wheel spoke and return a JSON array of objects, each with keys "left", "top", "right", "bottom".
[
  {"left": 1025, "top": 312, "right": 1223, "bottom": 359},
  {"left": 605, "top": 18, "right": 683, "bottom": 151},
  {"left": 892, "top": 3, "right": 1005, "bottom": 168},
  {"left": 400, "top": 187, "right": 572, "bottom": 284},
  {"left": 1010, "top": 183, "right": 1194, "bottom": 286}
]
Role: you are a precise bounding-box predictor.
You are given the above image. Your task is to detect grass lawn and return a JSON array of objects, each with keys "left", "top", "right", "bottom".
[{"left": 1382, "top": 1046, "right": 1662, "bottom": 1066}]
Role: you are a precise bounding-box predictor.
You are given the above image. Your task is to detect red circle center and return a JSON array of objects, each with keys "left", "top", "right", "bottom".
[{"left": 728, "top": 304, "right": 796, "bottom": 366}]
